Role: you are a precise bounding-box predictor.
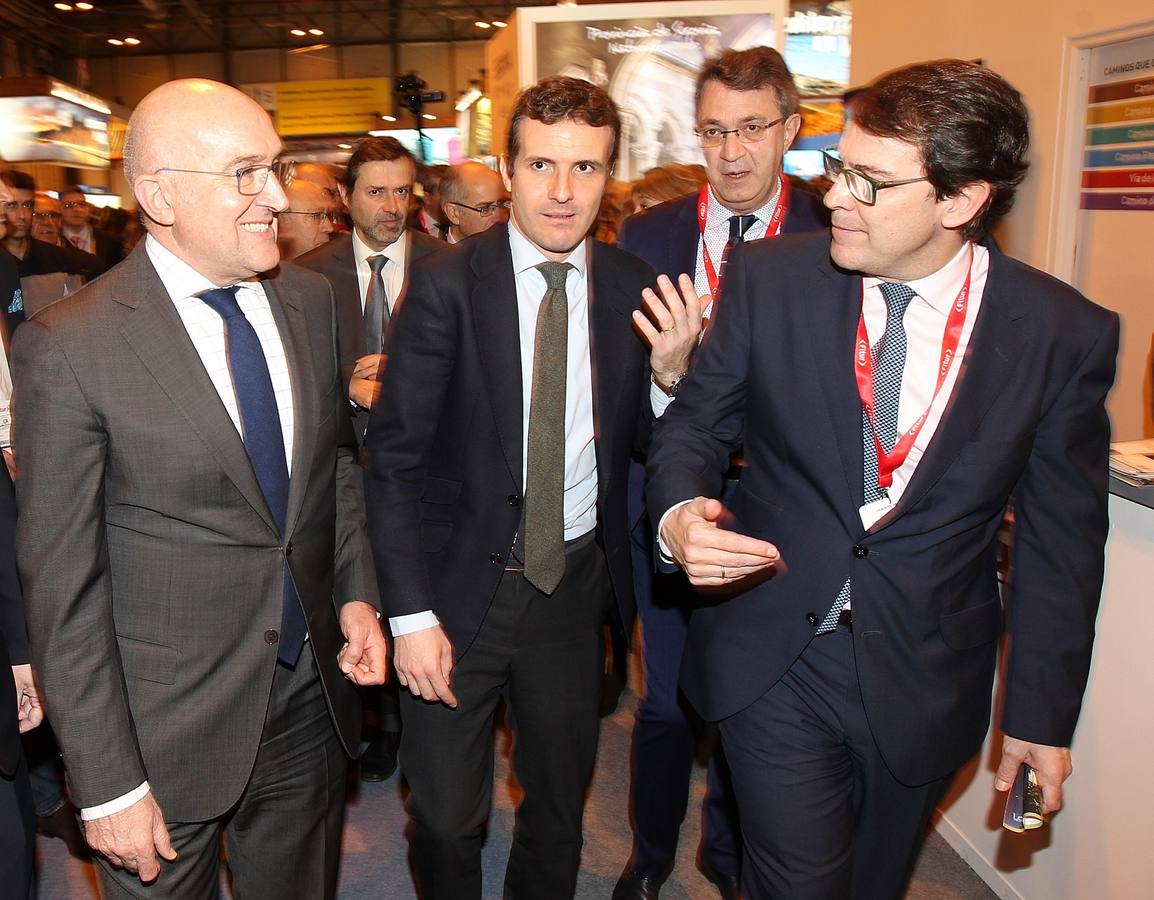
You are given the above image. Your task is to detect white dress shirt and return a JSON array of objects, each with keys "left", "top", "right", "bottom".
[
  {"left": 390, "top": 222, "right": 669, "bottom": 637},
  {"left": 62, "top": 223, "right": 95, "bottom": 254},
  {"left": 658, "top": 240, "right": 989, "bottom": 558},
  {"left": 83, "top": 235, "right": 296, "bottom": 821},
  {"left": 695, "top": 179, "right": 783, "bottom": 315},
  {"left": 352, "top": 228, "right": 409, "bottom": 317}
]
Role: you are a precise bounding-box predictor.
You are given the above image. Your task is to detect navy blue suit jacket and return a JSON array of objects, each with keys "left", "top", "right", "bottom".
[
  {"left": 646, "top": 232, "right": 1118, "bottom": 786},
  {"left": 617, "top": 178, "right": 831, "bottom": 282}
]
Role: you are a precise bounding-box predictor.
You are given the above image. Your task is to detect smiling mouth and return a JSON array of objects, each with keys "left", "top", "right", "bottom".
[{"left": 240, "top": 222, "right": 273, "bottom": 234}]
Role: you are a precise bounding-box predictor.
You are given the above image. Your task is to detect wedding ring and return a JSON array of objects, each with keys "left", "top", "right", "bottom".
[{"left": 721, "top": 567, "right": 728, "bottom": 580}]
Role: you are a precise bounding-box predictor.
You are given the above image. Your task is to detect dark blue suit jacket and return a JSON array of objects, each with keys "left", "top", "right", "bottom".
[
  {"left": 617, "top": 179, "right": 831, "bottom": 281},
  {"left": 646, "top": 232, "right": 1118, "bottom": 786}
]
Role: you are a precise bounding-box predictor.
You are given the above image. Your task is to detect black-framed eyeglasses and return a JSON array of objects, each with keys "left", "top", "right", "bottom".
[
  {"left": 822, "top": 149, "right": 930, "bottom": 205},
  {"left": 32, "top": 211, "right": 62, "bottom": 221},
  {"left": 695, "top": 117, "right": 785, "bottom": 149},
  {"left": 154, "top": 160, "right": 295, "bottom": 196},
  {"left": 61, "top": 200, "right": 88, "bottom": 210},
  {"left": 448, "top": 199, "right": 510, "bottom": 218},
  {"left": 278, "top": 209, "right": 338, "bottom": 224},
  {"left": 2, "top": 200, "right": 34, "bottom": 212}
]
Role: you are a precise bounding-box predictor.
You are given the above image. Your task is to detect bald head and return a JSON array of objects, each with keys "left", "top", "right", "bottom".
[
  {"left": 32, "top": 193, "right": 63, "bottom": 245},
  {"left": 125, "top": 78, "right": 288, "bottom": 286},
  {"left": 278, "top": 179, "right": 334, "bottom": 259},
  {"left": 441, "top": 162, "right": 509, "bottom": 241}
]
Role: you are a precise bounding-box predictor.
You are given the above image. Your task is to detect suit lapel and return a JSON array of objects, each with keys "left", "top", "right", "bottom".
[
  {"left": 875, "top": 247, "right": 1025, "bottom": 528},
  {"left": 470, "top": 227, "right": 525, "bottom": 490},
  {"left": 806, "top": 255, "right": 869, "bottom": 530},
  {"left": 113, "top": 251, "right": 279, "bottom": 535},
  {"left": 262, "top": 273, "right": 317, "bottom": 536},
  {"left": 589, "top": 242, "right": 636, "bottom": 498}
]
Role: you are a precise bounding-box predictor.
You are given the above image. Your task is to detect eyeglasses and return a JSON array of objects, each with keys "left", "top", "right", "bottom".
[
  {"left": 822, "top": 149, "right": 930, "bottom": 205},
  {"left": 278, "top": 210, "right": 338, "bottom": 224},
  {"left": 2, "top": 200, "right": 34, "bottom": 212},
  {"left": 695, "top": 117, "right": 785, "bottom": 149},
  {"left": 154, "top": 160, "right": 295, "bottom": 196},
  {"left": 61, "top": 200, "right": 88, "bottom": 210},
  {"left": 448, "top": 199, "right": 510, "bottom": 218},
  {"left": 32, "top": 212, "right": 62, "bottom": 221}
]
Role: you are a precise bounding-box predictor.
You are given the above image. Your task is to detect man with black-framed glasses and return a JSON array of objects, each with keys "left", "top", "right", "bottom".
[
  {"left": 647, "top": 59, "right": 1117, "bottom": 899},
  {"left": 440, "top": 161, "right": 509, "bottom": 243},
  {"left": 612, "top": 46, "right": 829, "bottom": 900},
  {"left": 277, "top": 179, "right": 335, "bottom": 260}
]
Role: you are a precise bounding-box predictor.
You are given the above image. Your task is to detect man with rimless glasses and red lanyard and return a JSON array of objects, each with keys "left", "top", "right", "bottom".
[
  {"left": 646, "top": 59, "right": 1118, "bottom": 899},
  {"left": 613, "top": 46, "right": 828, "bottom": 900}
]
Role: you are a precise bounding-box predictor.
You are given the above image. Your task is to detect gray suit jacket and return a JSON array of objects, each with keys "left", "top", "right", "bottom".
[{"left": 11, "top": 243, "right": 378, "bottom": 820}]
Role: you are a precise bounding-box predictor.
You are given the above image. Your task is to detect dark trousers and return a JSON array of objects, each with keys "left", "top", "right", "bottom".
[
  {"left": 401, "top": 540, "right": 611, "bottom": 900},
  {"left": 97, "top": 645, "right": 348, "bottom": 900},
  {"left": 0, "top": 753, "right": 34, "bottom": 900},
  {"left": 625, "top": 461, "right": 741, "bottom": 878},
  {"left": 719, "top": 624, "right": 950, "bottom": 900}
]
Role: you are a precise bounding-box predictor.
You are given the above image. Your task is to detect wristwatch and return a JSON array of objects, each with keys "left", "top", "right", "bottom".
[{"left": 656, "top": 371, "right": 689, "bottom": 398}]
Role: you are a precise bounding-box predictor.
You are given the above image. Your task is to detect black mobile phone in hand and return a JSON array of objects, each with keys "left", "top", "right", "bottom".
[{"left": 1002, "top": 763, "right": 1045, "bottom": 832}]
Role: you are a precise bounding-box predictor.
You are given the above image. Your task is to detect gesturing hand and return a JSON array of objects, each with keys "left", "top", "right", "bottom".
[{"left": 661, "top": 497, "right": 780, "bottom": 586}]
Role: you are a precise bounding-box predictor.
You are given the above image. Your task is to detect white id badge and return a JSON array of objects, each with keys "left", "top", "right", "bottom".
[{"left": 858, "top": 494, "right": 894, "bottom": 530}]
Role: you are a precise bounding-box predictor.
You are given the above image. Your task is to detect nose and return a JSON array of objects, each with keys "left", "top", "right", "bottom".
[
  {"left": 262, "top": 170, "right": 289, "bottom": 213},
  {"left": 549, "top": 170, "right": 573, "bottom": 204},
  {"left": 319, "top": 215, "right": 334, "bottom": 234},
  {"left": 823, "top": 172, "right": 854, "bottom": 212},
  {"left": 719, "top": 130, "right": 747, "bottom": 162}
]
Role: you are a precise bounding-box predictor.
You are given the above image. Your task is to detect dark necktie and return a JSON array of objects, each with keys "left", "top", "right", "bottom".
[
  {"left": 364, "top": 254, "right": 389, "bottom": 356},
  {"left": 523, "top": 261, "right": 572, "bottom": 595},
  {"left": 199, "top": 286, "right": 307, "bottom": 664},
  {"left": 716, "top": 214, "right": 757, "bottom": 287},
  {"left": 816, "top": 281, "right": 915, "bottom": 634}
]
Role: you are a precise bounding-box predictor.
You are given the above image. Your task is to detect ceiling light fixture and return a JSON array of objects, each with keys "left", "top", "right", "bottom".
[
  {"left": 422, "top": 113, "right": 436, "bottom": 121},
  {"left": 492, "top": 20, "right": 507, "bottom": 27},
  {"left": 290, "top": 28, "right": 307, "bottom": 36},
  {"left": 124, "top": 36, "right": 140, "bottom": 45},
  {"left": 107, "top": 38, "right": 123, "bottom": 45},
  {"left": 54, "top": 3, "right": 73, "bottom": 11},
  {"left": 474, "top": 20, "right": 491, "bottom": 29},
  {"left": 75, "top": 1, "right": 94, "bottom": 8},
  {"left": 338, "top": 143, "right": 352, "bottom": 150},
  {"left": 381, "top": 114, "right": 397, "bottom": 122},
  {"left": 308, "top": 27, "right": 324, "bottom": 36}
]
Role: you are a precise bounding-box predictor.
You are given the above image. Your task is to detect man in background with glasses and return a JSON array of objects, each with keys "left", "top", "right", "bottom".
[
  {"left": 12, "top": 78, "right": 386, "bottom": 898},
  {"left": 1, "top": 171, "right": 100, "bottom": 283},
  {"left": 440, "top": 161, "right": 509, "bottom": 244},
  {"left": 277, "top": 179, "right": 335, "bottom": 261},
  {"left": 612, "top": 46, "right": 829, "bottom": 900},
  {"left": 58, "top": 187, "right": 125, "bottom": 273},
  {"left": 646, "top": 59, "right": 1118, "bottom": 899}
]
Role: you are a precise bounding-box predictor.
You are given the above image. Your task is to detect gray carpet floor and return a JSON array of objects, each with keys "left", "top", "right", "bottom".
[{"left": 34, "top": 682, "right": 997, "bottom": 899}]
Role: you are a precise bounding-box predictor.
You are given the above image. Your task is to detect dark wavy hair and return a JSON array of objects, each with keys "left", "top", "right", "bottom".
[
  {"left": 851, "top": 59, "right": 1030, "bottom": 240},
  {"left": 344, "top": 136, "right": 416, "bottom": 193},
  {"left": 506, "top": 76, "right": 620, "bottom": 172},
  {"left": 695, "top": 46, "right": 800, "bottom": 119}
]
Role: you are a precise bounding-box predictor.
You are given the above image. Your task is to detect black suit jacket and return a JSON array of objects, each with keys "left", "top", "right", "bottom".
[
  {"left": 0, "top": 464, "right": 26, "bottom": 778},
  {"left": 14, "top": 238, "right": 101, "bottom": 282},
  {"left": 647, "top": 232, "right": 1118, "bottom": 786},
  {"left": 364, "top": 224, "right": 656, "bottom": 651},
  {"left": 617, "top": 178, "right": 831, "bottom": 280}
]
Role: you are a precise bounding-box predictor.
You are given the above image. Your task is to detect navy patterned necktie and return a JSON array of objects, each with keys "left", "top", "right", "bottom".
[
  {"left": 716, "top": 214, "right": 757, "bottom": 287},
  {"left": 364, "top": 254, "right": 389, "bottom": 356},
  {"left": 199, "top": 286, "right": 306, "bottom": 665},
  {"left": 816, "top": 281, "right": 916, "bottom": 635}
]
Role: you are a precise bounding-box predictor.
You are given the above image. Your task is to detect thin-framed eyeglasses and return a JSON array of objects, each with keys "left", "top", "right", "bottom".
[
  {"left": 822, "top": 149, "right": 929, "bottom": 205},
  {"left": 448, "top": 199, "right": 510, "bottom": 218},
  {"left": 61, "top": 200, "right": 88, "bottom": 210},
  {"left": 32, "top": 211, "right": 62, "bottom": 221},
  {"left": 278, "top": 209, "right": 339, "bottom": 224},
  {"left": 153, "top": 160, "right": 296, "bottom": 196},
  {"left": 695, "top": 117, "right": 785, "bottom": 149}
]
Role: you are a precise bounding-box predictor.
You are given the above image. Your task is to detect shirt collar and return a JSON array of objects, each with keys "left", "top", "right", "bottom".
[
  {"left": 864, "top": 241, "right": 975, "bottom": 315},
  {"left": 145, "top": 234, "right": 226, "bottom": 301},
  {"left": 507, "top": 218, "right": 587, "bottom": 279},
  {"left": 62, "top": 224, "right": 92, "bottom": 239},
  {"left": 352, "top": 227, "right": 409, "bottom": 267},
  {"left": 706, "top": 175, "right": 782, "bottom": 230}
]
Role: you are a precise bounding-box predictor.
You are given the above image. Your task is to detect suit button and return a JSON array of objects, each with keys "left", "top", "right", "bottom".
[
  {"left": 507, "top": 494, "right": 520, "bottom": 506},
  {"left": 264, "top": 629, "right": 279, "bottom": 644},
  {"left": 489, "top": 552, "right": 504, "bottom": 565},
  {"left": 806, "top": 612, "right": 819, "bottom": 626},
  {"left": 853, "top": 545, "right": 869, "bottom": 559},
  {"left": 285, "top": 541, "right": 294, "bottom": 556}
]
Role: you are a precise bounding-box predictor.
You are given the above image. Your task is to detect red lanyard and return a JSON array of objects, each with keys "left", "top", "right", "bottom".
[
  {"left": 697, "top": 176, "right": 791, "bottom": 300},
  {"left": 853, "top": 245, "right": 973, "bottom": 491}
]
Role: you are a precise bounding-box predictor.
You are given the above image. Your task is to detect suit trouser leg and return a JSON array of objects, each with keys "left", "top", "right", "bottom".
[
  {"left": 627, "top": 460, "right": 741, "bottom": 879},
  {"left": 502, "top": 541, "right": 609, "bottom": 900},
  {"left": 718, "top": 626, "right": 950, "bottom": 900},
  {"left": 95, "top": 646, "right": 348, "bottom": 900},
  {"left": 0, "top": 753, "right": 35, "bottom": 900}
]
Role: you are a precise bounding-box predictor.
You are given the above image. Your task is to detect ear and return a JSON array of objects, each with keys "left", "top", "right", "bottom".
[
  {"left": 338, "top": 183, "right": 349, "bottom": 207},
  {"left": 443, "top": 202, "right": 462, "bottom": 227},
  {"left": 941, "top": 181, "right": 993, "bottom": 232},
  {"left": 134, "top": 175, "right": 175, "bottom": 228},
  {"left": 782, "top": 113, "right": 803, "bottom": 152},
  {"left": 499, "top": 155, "right": 513, "bottom": 192}
]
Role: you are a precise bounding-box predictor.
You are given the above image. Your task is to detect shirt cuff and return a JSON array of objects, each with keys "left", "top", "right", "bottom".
[
  {"left": 80, "top": 782, "right": 150, "bottom": 821},
  {"left": 656, "top": 499, "right": 695, "bottom": 562},
  {"left": 389, "top": 610, "right": 440, "bottom": 637},
  {"left": 650, "top": 380, "right": 674, "bottom": 418}
]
